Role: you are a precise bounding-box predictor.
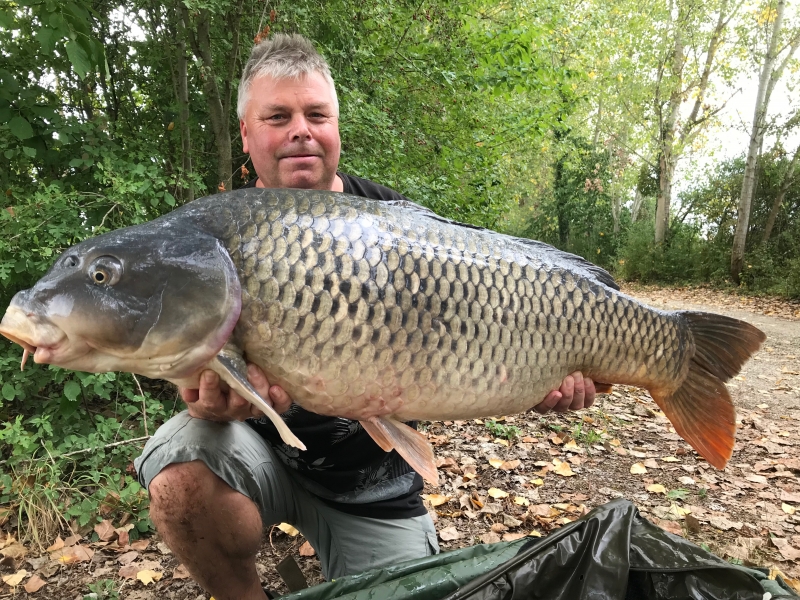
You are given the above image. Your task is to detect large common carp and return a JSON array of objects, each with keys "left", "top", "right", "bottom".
[{"left": 0, "top": 189, "right": 765, "bottom": 483}]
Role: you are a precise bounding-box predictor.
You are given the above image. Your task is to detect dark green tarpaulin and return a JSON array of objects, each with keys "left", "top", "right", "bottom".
[{"left": 278, "top": 499, "right": 799, "bottom": 600}]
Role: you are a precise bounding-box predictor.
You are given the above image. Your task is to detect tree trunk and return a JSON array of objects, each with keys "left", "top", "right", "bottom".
[
  {"left": 654, "top": 23, "right": 684, "bottom": 244},
  {"left": 175, "top": 15, "right": 194, "bottom": 203},
  {"left": 731, "top": 0, "right": 787, "bottom": 282},
  {"left": 763, "top": 143, "right": 800, "bottom": 243},
  {"left": 180, "top": 1, "right": 245, "bottom": 193},
  {"left": 631, "top": 187, "right": 644, "bottom": 223}
]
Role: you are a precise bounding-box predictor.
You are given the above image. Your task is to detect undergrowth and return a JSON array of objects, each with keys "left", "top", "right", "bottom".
[{"left": 0, "top": 346, "right": 178, "bottom": 547}]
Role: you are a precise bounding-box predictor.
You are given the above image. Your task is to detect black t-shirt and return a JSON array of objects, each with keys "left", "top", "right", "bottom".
[{"left": 242, "top": 173, "right": 426, "bottom": 519}]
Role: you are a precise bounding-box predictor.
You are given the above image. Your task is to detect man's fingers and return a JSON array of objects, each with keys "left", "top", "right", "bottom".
[
  {"left": 568, "top": 372, "right": 586, "bottom": 410},
  {"left": 535, "top": 390, "right": 562, "bottom": 414},
  {"left": 180, "top": 387, "right": 199, "bottom": 403},
  {"left": 269, "top": 385, "right": 292, "bottom": 414}
]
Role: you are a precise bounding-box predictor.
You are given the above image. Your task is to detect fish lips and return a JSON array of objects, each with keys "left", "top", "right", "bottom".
[{"left": 0, "top": 304, "right": 84, "bottom": 366}]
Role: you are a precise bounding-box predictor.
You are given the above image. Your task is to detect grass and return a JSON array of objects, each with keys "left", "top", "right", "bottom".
[{"left": 485, "top": 419, "right": 522, "bottom": 441}]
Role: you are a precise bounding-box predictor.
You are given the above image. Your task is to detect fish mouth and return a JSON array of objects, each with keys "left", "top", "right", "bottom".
[{"left": 0, "top": 305, "right": 68, "bottom": 368}]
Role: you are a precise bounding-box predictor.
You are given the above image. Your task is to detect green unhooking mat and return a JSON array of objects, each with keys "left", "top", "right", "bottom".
[{"left": 278, "top": 499, "right": 799, "bottom": 600}]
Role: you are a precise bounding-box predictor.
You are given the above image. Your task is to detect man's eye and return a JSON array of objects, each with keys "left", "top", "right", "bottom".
[{"left": 267, "top": 114, "right": 286, "bottom": 121}]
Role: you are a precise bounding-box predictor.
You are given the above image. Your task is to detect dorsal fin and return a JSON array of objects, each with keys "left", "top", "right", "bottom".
[{"left": 381, "top": 199, "right": 620, "bottom": 291}]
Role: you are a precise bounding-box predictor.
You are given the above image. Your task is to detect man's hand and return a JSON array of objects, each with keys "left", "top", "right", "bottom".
[
  {"left": 535, "top": 372, "right": 595, "bottom": 414},
  {"left": 180, "top": 364, "right": 292, "bottom": 422}
]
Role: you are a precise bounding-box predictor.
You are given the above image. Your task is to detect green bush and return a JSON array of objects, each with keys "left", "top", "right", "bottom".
[{"left": 617, "top": 220, "right": 704, "bottom": 283}]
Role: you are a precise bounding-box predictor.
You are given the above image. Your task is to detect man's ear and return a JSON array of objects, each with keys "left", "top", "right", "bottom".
[{"left": 240, "top": 119, "right": 249, "bottom": 153}]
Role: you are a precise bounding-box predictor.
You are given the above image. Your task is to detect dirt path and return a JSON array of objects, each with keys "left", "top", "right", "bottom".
[{"left": 3, "top": 285, "right": 800, "bottom": 599}]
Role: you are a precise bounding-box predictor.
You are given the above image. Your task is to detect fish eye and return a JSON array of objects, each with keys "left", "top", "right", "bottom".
[{"left": 88, "top": 256, "right": 123, "bottom": 286}]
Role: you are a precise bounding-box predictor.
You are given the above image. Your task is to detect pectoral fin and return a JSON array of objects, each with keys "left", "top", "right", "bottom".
[
  {"left": 360, "top": 417, "right": 438, "bottom": 485},
  {"left": 209, "top": 350, "right": 306, "bottom": 451}
]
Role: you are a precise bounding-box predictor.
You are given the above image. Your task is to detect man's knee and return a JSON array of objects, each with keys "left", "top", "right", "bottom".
[{"left": 149, "top": 461, "right": 254, "bottom": 523}]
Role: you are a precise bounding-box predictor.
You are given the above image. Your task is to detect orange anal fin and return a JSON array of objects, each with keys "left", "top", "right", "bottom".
[
  {"left": 360, "top": 418, "right": 394, "bottom": 452},
  {"left": 649, "top": 368, "right": 735, "bottom": 470},
  {"left": 360, "top": 417, "right": 439, "bottom": 486},
  {"left": 593, "top": 382, "right": 613, "bottom": 394}
]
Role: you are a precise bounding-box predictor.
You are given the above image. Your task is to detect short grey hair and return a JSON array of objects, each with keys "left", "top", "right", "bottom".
[{"left": 237, "top": 33, "right": 339, "bottom": 120}]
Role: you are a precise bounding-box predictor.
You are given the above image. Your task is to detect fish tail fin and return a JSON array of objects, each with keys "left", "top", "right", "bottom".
[
  {"left": 649, "top": 312, "right": 765, "bottom": 469},
  {"left": 360, "top": 417, "right": 439, "bottom": 486}
]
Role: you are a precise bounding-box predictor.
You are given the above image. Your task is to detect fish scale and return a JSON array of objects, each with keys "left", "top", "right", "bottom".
[
  {"left": 205, "top": 190, "right": 688, "bottom": 422},
  {"left": 0, "top": 188, "right": 766, "bottom": 485}
]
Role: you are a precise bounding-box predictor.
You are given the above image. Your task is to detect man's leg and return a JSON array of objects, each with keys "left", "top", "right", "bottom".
[
  {"left": 135, "top": 412, "right": 301, "bottom": 600},
  {"left": 149, "top": 461, "right": 266, "bottom": 600}
]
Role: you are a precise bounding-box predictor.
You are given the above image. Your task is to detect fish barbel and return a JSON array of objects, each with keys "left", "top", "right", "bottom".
[{"left": 0, "top": 189, "right": 766, "bottom": 483}]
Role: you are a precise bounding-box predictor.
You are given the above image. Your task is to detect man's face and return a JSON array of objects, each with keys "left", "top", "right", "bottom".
[{"left": 240, "top": 72, "right": 341, "bottom": 190}]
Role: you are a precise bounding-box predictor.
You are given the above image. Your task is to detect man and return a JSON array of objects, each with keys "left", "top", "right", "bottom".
[{"left": 134, "top": 34, "right": 596, "bottom": 600}]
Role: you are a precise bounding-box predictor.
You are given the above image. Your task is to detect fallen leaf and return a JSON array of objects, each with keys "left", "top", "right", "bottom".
[
  {"left": 772, "top": 537, "right": 800, "bottom": 561},
  {"left": 23, "top": 574, "right": 46, "bottom": 593},
  {"left": 502, "top": 532, "right": 526, "bottom": 542},
  {"left": 504, "top": 514, "right": 523, "bottom": 527},
  {"left": 746, "top": 474, "right": 768, "bottom": 484},
  {"left": 529, "top": 478, "right": 544, "bottom": 486},
  {"left": 494, "top": 438, "right": 510, "bottom": 447},
  {"left": 136, "top": 569, "right": 163, "bottom": 585},
  {"left": 2, "top": 569, "right": 27, "bottom": 587},
  {"left": 299, "top": 541, "right": 315, "bottom": 557},
  {"left": 709, "top": 516, "right": 742, "bottom": 531},
  {"left": 499, "top": 459, "right": 521, "bottom": 471},
  {"left": 51, "top": 544, "right": 94, "bottom": 564},
  {"left": 39, "top": 561, "right": 59, "bottom": 578},
  {"left": 782, "top": 503, "right": 796, "bottom": 515},
  {"left": 781, "top": 490, "right": 800, "bottom": 503},
  {"left": 439, "top": 526, "right": 462, "bottom": 541},
  {"left": 653, "top": 519, "right": 683, "bottom": 536},
  {"left": 46, "top": 537, "right": 64, "bottom": 552},
  {"left": 0, "top": 543, "right": 26, "bottom": 560},
  {"left": 678, "top": 476, "right": 696, "bottom": 486},
  {"left": 514, "top": 496, "right": 530, "bottom": 506},
  {"left": 552, "top": 459, "right": 575, "bottom": 477},
  {"left": 173, "top": 564, "right": 191, "bottom": 580},
  {"left": 277, "top": 523, "right": 299, "bottom": 537},
  {"left": 488, "top": 457, "right": 505, "bottom": 469},
  {"left": 117, "top": 529, "right": 130, "bottom": 547},
  {"left": 94, "top": 520, "right": 116, "bottom": 542},
  {"left": 480, "top": 532, "right": 501, "bottom": 544},
  {"left": 488, "top": 488, "right": 509, "bottom": 499},
  {"left": 63, "top": 534, "right": 81, "bottom": 546},
  {"left": 563, "top": 440, "right": 580, "bottom": 451},
  {"left": 118, "top": 551, "right": 139, "bottom": 565},
  {"left": 685, "top": 514, "right": 701, "bottom": 534},
  {"left": 630, "top": 463, "right": 647, "bottom": 474},
  {"left": 422, "top": 494, "right": 451, "bottom": 507},
  {"left": 661, "top": 456, "right": 679, "bottom": 463},
  {"left": 646, "top": 484, "right": 667, "bottom": 495},
  {"left": 129, "top": 540, "right": 150, "bottom": 551}
]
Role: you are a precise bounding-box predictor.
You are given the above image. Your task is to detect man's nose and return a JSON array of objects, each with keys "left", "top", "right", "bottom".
[{"left": 289, "top": 115, "right": 312, "bottom": 140}]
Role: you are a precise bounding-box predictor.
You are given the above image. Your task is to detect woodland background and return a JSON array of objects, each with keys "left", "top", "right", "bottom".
[{"left": 1, "top": 0, "right": 800, "bottom": 580}]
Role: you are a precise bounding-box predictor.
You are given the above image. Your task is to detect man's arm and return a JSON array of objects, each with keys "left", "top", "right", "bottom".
[{"left": 182, "top": 367, "right": 594, "bottom": 421}]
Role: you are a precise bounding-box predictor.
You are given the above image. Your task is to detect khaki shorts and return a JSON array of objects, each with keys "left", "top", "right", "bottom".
[{"left": 134, "top": 411, "right": 439, "bottom": 579}]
